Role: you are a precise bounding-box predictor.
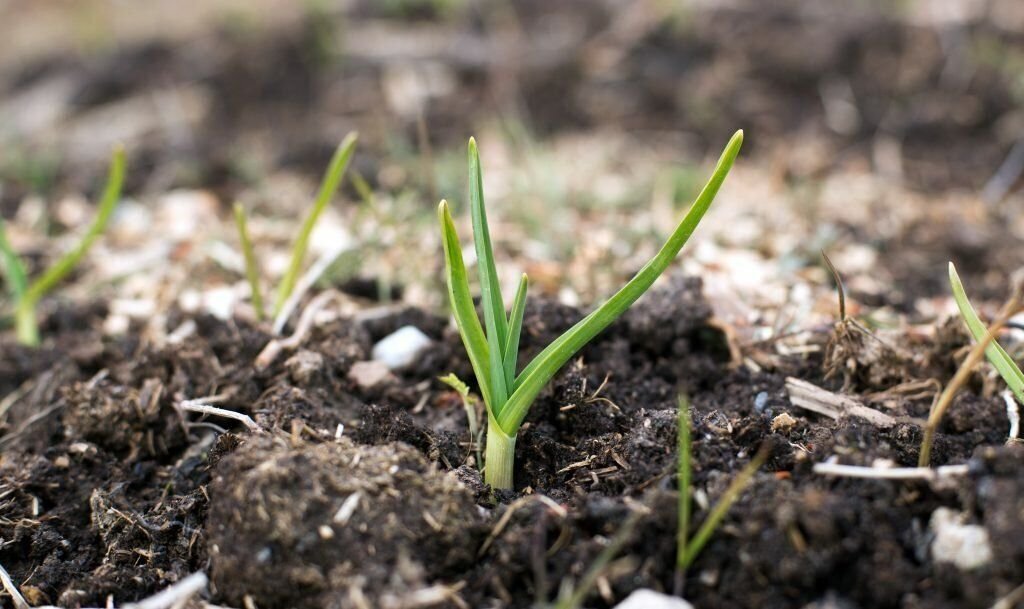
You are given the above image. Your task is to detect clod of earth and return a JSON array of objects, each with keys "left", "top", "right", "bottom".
[{"left": 206, "top": 436, "right": 481, "bottom": 609}]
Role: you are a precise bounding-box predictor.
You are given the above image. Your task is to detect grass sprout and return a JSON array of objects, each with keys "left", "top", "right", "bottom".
[
  {"left": 439, "top": 131, "right": 743, "bottom": 489},
  {"left": 919, "top": 262, "right": 1024, "bottom": 466},
  {"left": 230, "top": 132, "right": 357, "bottom": 322},
  {"left": 0, "top": 146, "right": 125, "bottom": 346},
  {"left": 949, "top": 262, "right": 1024, "bottom": 403},
  {"left": 675, "top": 394, "right": 767, "bottom": 594},
  {"left": 271, "top": 132, "right": 357, "bottom": 319},
  {"left": 233, "top": 202, "right": 264, "bottom": 321}
]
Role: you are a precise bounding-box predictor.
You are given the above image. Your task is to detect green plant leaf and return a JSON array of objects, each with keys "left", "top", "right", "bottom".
[
  {"left": 497, "top": 130, "right": 744, "bottom": 434},
  {"left": 949, "top": 262, "right": 1024, "bottom": 404},
  {"left": 234, "top": 203, "right": 265, "bottom": 321},
  {"left": 0, "top": 219, "right": 27, "bottom": 303},
  {"left": 438, "top": 200, "right": 494, "bottom": 411},
  {"left": 273, "top": 132, "right": 357, "bottom": 317},
  {"left": 438, "top": 372, "right": 472, "bottom": 398},
  {"left": 468, "top": 137, "right": 510, "bottom": 413},
  {"left": 679, "top": 445, "right": 766, "bottom": 569},
  {"left": 23, "top": 144, "right": 125, "bottom": 306},
  {"left": 502, "top": 273, "right": 528, "bottom": 390},
  {"left": 676, "top": 395, "right": 692, "bottom": 573}
]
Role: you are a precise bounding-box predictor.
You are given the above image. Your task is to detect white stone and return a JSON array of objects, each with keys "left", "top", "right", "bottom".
[
  {"left": 348, "top": 360, "right": 394, "bottom": 388},
  {"left": 371, "top": 325, "right": 432, "bottom": 370},
  {"left": 930, "top": 507, "right": 993, "bottom": 570},
  {"left": 614, "top": 590, "right": 694, "bottom": 609}
]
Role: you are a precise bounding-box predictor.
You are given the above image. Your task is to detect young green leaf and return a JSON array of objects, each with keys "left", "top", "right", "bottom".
[
  {"left": 949, "top": 262, "right": 1024, "bottom": 404},
  {"left": 502, "top": 273, "right": 528, "bottom": 390},
  {"left": 496, "top": 130, "right": 744, "bottom": 434},
  {"left": 438, "top": 200, "right": 494, "bottom": 411},
  {"left": 273, "top": 132, "right": 357, "bottom": 317},
  {"left": 15, "top": 145, "right": 125, "bottom": 346},
  {"left": 439, "top": 372, "right": 483, "bottom": 467},
  {"left": 678, "top": 444, "right": 766, "bottom": 569},
  {"left": 23, "top": 145, "right": 125, "bottom": 306},
  {"left": 468, "top": 138, "right": 510, "bottom": 413},
  {"left": 676, "top": 395, "right": 692, "bottom": 578},
  {"left": 234, "top": 203, "right": 265, "bottom": 321},
  {"left": 0, "top": 219, "right": 28, "bottom": 303}
]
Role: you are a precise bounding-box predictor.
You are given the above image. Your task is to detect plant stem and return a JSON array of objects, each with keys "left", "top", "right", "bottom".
[
  {"left": 485, "top": 422, "right": 516, "bottom": 489},
  {"left": 15, "top": 298, "right": 39, "bottom": 347}
]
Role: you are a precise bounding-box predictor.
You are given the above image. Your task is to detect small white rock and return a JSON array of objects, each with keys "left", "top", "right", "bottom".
[
  {"left": 930, "top": 507, "right": 993, "bottom": 570},
  {"left": 614, "top": 590, "right": 694, "bottom": 609},
  {"left": 348, "top": 360, "right": 394, "bottom": 388},
  {"left": 371, "top": 325, "right": 433, "bottom": 370}
]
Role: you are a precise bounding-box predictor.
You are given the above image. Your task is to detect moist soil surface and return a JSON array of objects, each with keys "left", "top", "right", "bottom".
[
  {"left": 1, "top": 275, "right": 1022, "bottom": 609},
  {"left": 3, "top": 1, "right": 1024, "bottom": 608}
]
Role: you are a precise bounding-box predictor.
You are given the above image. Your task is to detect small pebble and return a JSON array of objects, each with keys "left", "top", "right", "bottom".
[
  {"left": 371, "top": 325, "right": 432, "bottom": 370},
  {"left": 771, "top": 412, "right": 798, "bottom": 433},
  {"left": 754, "top": 391, "right": 769, "bottom": 413},
  {"left": 930, "top": 507, "right": 993, "bottom": 570},
  {"left": 348, "top": 360, "right": 394, "bottom": 388},
  {"left": 613, "top": 589, "right": 693, "bottom": 609}
]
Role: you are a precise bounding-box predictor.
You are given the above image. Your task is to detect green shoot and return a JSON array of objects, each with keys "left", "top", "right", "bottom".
[
  {"left": 919, "top": 263, "right": 1024, "bottom": 466},
  {"left": 674, "top": 395, "right": 692, "bottom": 595},
  {"left": 0, "top": 146, "right": 125, "bottom": 346},
  {"left": 439, "top": 130, "right": 743, "bottom": 489},
  {"left": 0, "top": 221, "right": 28, "bottom": 305},
  {"left": 439, "top": 373, "right": 483, "bottom": 467},
  {"left": 271, "top": 132, "right": 358, "bottom": 318},
  {"left": 678, "top": 444, "right": 767, "bottom": 571},
  {"left": 675, "top": 395, "right": 767, "bottom": 592},
  {"left": 233, "top": 203, "right": 265, "bottom": 321},
  {"left": 949, "top": 263, "right": 1024, "bottom": 404}
]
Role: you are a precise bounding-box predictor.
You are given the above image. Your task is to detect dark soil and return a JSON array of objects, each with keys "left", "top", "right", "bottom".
[
  {"left": 4, "top": 2, "right": 1024, "bottom": 608},
  {"left": 1, "top": 273, "right": 1022, "bottom": 608}
]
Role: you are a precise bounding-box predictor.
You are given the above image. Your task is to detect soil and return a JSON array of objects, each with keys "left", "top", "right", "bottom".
[
  {"left": 3, "top": 1, "right": 1024, "bottom": 608},
  {"left": 0, "top": 273, "right": 1022, "bottom": 609}
]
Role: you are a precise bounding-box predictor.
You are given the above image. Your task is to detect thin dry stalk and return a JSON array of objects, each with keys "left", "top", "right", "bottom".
[
  {"left": 257, "top": 290, "right": 345, "bottom": 370},
  {"left": 179, "top": 399, "right": 260, "bottom": 432},
  {"left": 814, "top": 461, "right": 969, "bottom": 480},
  {"left": 1003, "top": 390, "right": 1021, "bottom": 443},
  {"left": 0, "top": 561, "right": 29, "bottom": 609}
]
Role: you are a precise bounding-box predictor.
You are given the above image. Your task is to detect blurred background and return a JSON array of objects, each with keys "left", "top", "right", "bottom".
[{"left": 1, "top": 0, "right": 1023, "bottom": 340}]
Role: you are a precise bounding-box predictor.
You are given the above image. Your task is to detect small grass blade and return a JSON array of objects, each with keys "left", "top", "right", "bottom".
[
  {"left": 438, "top": 200, "right": 494, "bottom": 411},
  {"left": 674, "top": 395, "right": 692, "bottom": 593},
  {"left": 949, "top": 262, "right": 1024, "bottom": 404},
  {"left": 497, "top": 130, "right": 743, "bottom": 434},
  {"left": 232, "top": 202, "right": 264, "bottom": 321},
  {"left": 16, "top": 145, "right": 125, "bottom": 346},
  {"left": 468, "top": 137, "right": 510, "bottom": 414},
  {"left": 234, "top": 203, "right": 265, "bottom": 321},
  {"left": 502, "top": 273, "right": 528, "bottom": 390},
  {"left": 679, "top": 444, "right": 767, "bottom": 569},
  {"left": 0, "top": 219, "right": 27, "bottom": 303},
  {"left": 23, "top": 145, "right": 125, "bottom": 306},
  {"left": 272, "top": 132, "right": 357, "bottom": 318}
]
